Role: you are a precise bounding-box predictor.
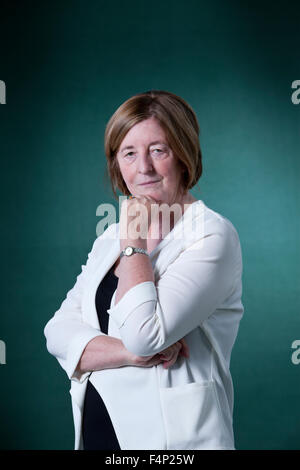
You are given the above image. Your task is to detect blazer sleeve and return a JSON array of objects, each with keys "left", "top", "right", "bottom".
[
  {"left": 107, "top": 218, "right": 241, "bottom": 356},
  {"left": 44, "top": 225, "right": 115, "bottom": 383}
]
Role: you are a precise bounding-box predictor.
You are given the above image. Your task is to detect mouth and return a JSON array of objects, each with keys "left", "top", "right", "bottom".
[{"left": 138, "top": 180, "right": 161, "bottom": 186}]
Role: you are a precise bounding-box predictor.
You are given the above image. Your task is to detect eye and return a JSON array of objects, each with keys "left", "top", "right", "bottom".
[
  {"left": 152, "top": 148, "right": 167, "bottom": 157},
  {"left": 124, "top": 152, "right": 135, "bottom": 158}
]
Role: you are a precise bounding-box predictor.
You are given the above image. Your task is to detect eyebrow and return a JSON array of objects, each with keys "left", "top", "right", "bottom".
[{"left": 120, "top": 141, "right": 167, "bottom": 153}]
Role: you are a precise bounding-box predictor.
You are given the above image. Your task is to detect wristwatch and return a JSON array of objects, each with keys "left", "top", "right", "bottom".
[{"left": 120, "top": 246, "right": 149, "bottom": 258}]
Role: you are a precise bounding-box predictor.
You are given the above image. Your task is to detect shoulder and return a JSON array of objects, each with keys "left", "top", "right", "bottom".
[
  {"left": 202, "top": 204, "right": 241, "bottom": 244},
  {"left": 185, "top": 202, "right": 242, "bottom": 262},
  {"left": 201, "top": 206, "right": 243, "bottom": 276}
]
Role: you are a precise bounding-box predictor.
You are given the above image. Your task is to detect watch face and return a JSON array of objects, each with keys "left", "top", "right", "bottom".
[{"left": 125, "top": 246, "right": 133, "bottom": 256}]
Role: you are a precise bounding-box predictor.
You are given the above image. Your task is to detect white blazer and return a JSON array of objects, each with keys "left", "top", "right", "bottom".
[{"left": 44, "top": 200, "right": 244, "bottom": 450}]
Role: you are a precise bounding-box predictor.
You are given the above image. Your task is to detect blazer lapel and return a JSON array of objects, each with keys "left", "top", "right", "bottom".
[
  {"left": 150, "top": 199, "right": 205, "bottom": 278},
  {"left": 81, "top": 237, "right": 121, "bottom": 328}
]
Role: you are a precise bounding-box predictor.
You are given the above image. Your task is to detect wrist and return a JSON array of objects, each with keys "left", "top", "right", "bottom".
[
  {"left": 120, "top": 344, "right": 134, "bottom": 367},
  {"left": 120, "top": 238, "right": 147, "bottom": 251}
]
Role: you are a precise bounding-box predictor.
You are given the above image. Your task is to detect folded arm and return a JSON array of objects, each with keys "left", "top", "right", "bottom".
[
  {"left": 108, "top": 221, "right": 240, "bottom": 356},
  {"left": 44, "top": 228, "right": 118, "bottom": 383}
]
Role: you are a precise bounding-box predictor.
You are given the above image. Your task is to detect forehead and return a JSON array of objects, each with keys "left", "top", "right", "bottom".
[{"left": 120, "top": 118, "right": 167, "bottom": 146}]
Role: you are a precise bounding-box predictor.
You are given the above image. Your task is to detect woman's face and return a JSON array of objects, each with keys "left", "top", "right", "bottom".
[{"left": 116, "top": 117, "right": 184, "bottom": 205}]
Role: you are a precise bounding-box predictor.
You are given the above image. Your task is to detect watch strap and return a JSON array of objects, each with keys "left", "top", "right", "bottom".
[{"left": 120, "top": 246, "right": 149, "bottom": 258}]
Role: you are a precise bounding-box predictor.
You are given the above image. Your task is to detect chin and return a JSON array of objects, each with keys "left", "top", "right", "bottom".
[{"left": 142, "top": 190, "right": 164, "bottom": 201}]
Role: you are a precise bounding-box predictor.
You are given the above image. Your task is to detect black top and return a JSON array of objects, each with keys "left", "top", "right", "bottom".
[{"left": 82, "top": 265, "right": 121, "bottom": 450}]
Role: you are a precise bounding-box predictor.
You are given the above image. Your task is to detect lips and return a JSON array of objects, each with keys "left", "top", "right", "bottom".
[{"left": 139, "top": 180, "right": 160, "bottom": 185}]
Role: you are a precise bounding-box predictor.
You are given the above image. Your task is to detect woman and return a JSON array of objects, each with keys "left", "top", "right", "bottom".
[{"left": 44, "top": 90, "right": 244, "bottom": 450}]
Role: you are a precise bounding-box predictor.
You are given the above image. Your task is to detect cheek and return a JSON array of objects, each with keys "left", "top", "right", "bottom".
[
  {"left": 126, "top": 169, "right": 136, "bottom": 182},
  {"left": 118, "top": 162, "right": 133, "bottom": 182},
  {"left": 157, "top": 160, "right": 174, "bottom": 177},
  {"left": 160, "top": 163, "right": 180, "bottom": 182}
]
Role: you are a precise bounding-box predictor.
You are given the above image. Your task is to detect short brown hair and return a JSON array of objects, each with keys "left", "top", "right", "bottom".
[{"left": 104, "top": 90, "right": 203, "bottom": 199}]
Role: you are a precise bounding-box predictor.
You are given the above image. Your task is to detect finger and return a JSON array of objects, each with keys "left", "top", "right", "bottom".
[
  {"left": 141, "top": 355, "right": 160, "bottom": 367},
  {"left": 159, "top": 347, "right": 172, "bottom": 360},
  {"left": 159, "top": 349, "right": 173, "bottom": 362},
  {"left": 160, "top": 345, "right": 177, "bottom": 360},
  {"left": 164, "top": 349, "right": 179, "bottom": 366},
  {"left": 162, "top": 345, "right": 185, "bottom": 368},
  {"left": 180, "top": 344, "right": 189, "bottom": 357},
  {"left": 162, "top": 356, "right": 177, "bottom": 369},
  {"left": 178, "top": 338, "right": 187, "bottom": 349},
  {"left": 178, "top": 339, "right": 190, "bottom": 358},
  {"left": 162, "top": 342, "right": 182, "bottom": 358},
  {"left": 159, "top": 352, "right": 171, "bottom": 361},
  {"left": 150, "top": 356, "right": 165, "bottom": 367},
  {"left": 183, "top": 344, "right": 190, "bottom": 358},
  {"left": 173, "top": 343, "right": 182, "bottom": 354},
  {"left": 179, "top": 347, "right": 189, "bottom": 358}
]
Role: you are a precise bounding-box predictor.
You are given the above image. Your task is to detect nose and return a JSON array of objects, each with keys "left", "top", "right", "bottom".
[{"left": 137, "top": 151, "right": 154, "bottom": 173}]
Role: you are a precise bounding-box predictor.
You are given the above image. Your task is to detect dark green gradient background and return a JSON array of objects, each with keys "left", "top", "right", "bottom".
[{"left": 0, "top": 0, "right": 299, "bottom": 450}]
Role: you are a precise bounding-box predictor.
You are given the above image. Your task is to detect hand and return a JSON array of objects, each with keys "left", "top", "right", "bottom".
[
  {"left": 119, "top": 195, "right": 161, "bottom": 248},
  {"left": 158, "top": 338, "right": 190, "bottom": 369},
  {"left": 125, "top": 338, "right": 190, "bottom": 369}
]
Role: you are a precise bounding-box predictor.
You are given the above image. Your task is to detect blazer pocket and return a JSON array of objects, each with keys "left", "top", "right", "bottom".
[{"left": 159, "top": 380, "right": 230, "bottom": 450}]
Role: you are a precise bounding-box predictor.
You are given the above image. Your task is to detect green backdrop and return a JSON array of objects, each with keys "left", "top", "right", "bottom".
[{"left": 0, "top": 0, "right": 299, "bottom": 450}]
